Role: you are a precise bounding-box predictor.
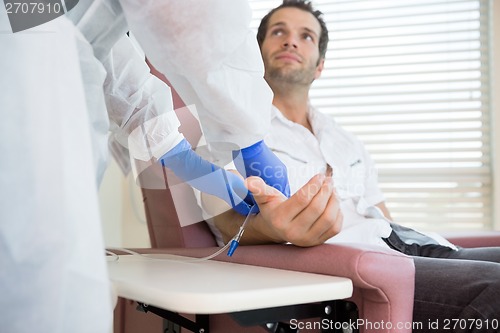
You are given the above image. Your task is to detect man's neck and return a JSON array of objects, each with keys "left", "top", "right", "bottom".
[{"left": 271, "top": 83, "right": 312, "bottom": 132}]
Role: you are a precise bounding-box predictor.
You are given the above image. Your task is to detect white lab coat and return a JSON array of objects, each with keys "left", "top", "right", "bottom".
[{"left": 0, "top": 0, "right": 273, "bottom": 332}]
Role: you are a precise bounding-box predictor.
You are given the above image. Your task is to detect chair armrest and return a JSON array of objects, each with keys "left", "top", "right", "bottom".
[
  {"left": 442, "top": 231, "right": 500, "bottom": 248},
  {"left": 133, "top": 243, "right": 415, "bottom": 333}
]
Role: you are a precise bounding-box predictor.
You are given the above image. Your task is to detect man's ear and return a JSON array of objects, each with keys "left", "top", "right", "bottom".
[{"left": 314, "top": 57, "right": 325, "bottom": 80}]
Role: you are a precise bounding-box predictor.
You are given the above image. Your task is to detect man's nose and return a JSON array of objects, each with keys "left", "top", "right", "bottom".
[{"left": 282, "top": 35, "right": 298, "bottom": 49}]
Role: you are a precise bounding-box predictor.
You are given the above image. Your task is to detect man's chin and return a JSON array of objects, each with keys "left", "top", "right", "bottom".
[{"left": 268, "top": 71, "right": 311, "bottom": 85}]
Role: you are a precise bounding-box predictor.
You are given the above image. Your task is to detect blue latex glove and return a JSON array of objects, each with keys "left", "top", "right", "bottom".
[
  {"left": 159, "top": 138, "right": 256, "bottom": 215},
  {"left": 233, "top": 140, "right": 290, "bottom": 198}
]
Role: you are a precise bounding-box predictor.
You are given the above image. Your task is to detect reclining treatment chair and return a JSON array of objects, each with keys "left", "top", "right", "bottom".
[{"left": 113, "top": 67, "right": 500, "bottom": 333}]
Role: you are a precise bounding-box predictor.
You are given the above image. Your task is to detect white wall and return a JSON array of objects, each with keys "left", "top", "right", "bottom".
[{"left": 99, "top": 158, "right": 150, "bottom": 248}]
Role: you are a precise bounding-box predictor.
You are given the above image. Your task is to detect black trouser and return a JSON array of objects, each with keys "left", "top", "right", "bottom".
[{"left": 384, "top": 230, "right": 500, "bottom": 333}]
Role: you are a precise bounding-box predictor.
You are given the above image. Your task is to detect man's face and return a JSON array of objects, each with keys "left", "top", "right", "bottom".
[{"left": 261, "top": 7, "right": 324, "bottom": 86}]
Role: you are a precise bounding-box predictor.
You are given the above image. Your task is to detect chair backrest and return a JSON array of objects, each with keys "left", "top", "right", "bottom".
[
  {"left": 141, "top": 185, "right": 217, "bottom": 248},
  {"left": 140, "top": 63, "right": 217, "bottom": 249}
]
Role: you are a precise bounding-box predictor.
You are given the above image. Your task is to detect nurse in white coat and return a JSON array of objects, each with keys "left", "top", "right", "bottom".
[{"left": 0, "top": 1, "right": 289, "bottom": 332}]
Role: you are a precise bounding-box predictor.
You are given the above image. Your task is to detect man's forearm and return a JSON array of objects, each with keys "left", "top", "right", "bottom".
[
  {"left": 201, "top": 192, "right": 284, "bottom": 245},
  {"left": 213, "top": 209, "right": 285, "bottom": 245},
  {"left": 205, "top": 174, "right": 342, "bottom": 247}
]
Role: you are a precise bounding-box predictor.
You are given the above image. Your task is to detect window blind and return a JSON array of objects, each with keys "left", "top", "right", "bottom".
[{"left": 249, "top": 0, "right": 493, "bottom": 232}]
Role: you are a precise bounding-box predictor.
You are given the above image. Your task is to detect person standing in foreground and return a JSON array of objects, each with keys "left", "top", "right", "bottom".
[
  {"left": 0, "top": 1, "right": 292, "bottom": 332},
  {"left": 206, "top": 1, "right": 500, "bottom": 331}
]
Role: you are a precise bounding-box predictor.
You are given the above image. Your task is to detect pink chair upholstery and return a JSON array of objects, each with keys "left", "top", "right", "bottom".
[{"left": 443, "top": 231, "right": 500, "bottom": 248}]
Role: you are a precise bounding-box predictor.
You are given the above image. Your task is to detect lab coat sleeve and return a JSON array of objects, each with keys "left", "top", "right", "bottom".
[
  {"left": 102, "top": 36, "right": 257, "bottom": 212},
  {"left": 118, "top": 0, "right": 273, "bottom": 149},
  {"left": 103, "top": 35, "right": 185, "bottom": 163}
]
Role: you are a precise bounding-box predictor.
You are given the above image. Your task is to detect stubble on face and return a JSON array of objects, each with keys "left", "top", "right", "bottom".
[{"left": 264, "top": 55, "right": 318, "bottom": 86}]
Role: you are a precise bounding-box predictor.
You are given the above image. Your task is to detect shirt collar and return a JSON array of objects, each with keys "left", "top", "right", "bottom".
[
  {"left": 271, "top": 103, "right": 321, "bottom": 125},
  {"left": 307, "top": 105, "right": 331, "bottom": 138},
  {"left": 271, "top": 105, "right": 294, "bottom": 127}
]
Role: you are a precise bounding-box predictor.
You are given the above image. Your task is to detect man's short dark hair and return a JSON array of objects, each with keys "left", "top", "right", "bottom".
[{"left": 256, "top": 0, "right": 329, "bottom": 59}]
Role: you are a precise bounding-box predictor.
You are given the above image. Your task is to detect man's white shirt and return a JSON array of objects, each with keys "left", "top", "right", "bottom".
[
  {"left": 201, "top": 105, "right": 456, "bottom": 250},
  {"left": 265, "top": 106, "right": 393, "bottom": 248}
]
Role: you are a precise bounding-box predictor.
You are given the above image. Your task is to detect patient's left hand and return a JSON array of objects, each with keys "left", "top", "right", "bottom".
[{"left": 243, "top": 173, "right": 343, "bottom": 247}]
